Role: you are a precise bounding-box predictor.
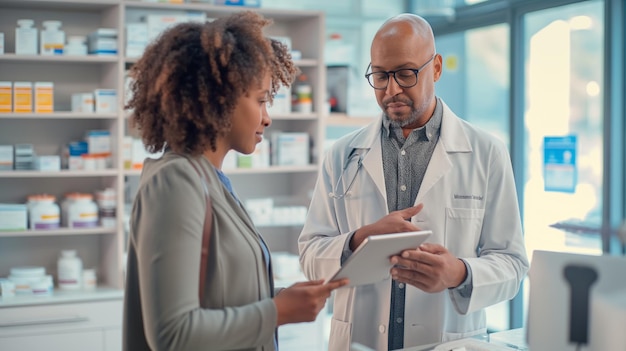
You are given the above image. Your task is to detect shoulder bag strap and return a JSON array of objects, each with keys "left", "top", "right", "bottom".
[{"left": 184, "top": 156, "right": 213, "bottom": 306}]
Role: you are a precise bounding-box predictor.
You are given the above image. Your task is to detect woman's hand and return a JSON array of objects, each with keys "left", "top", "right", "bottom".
[{"left": 274, "top": 279, "right": 349, "bottom": 326}]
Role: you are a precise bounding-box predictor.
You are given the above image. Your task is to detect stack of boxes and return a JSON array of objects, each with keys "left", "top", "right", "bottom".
[
  {"left": 0, "top": 81, "right": 54, "bottom": 114},
  {"left": 65, "top": 130, "right": 112, "bottom": 171},
  {"left": 87, "top": 28, "right": 117, "bottom": 56},
  {"left": 14, "top": 144, "right": 35, "bottom": 171},
  {"left": 0, "top": 144, "right": 61, "bottom": 172}
]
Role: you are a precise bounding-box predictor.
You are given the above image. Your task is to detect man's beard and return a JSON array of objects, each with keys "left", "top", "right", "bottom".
[{"left": 383, "top": 99, "right": 419, "bottom": 128}]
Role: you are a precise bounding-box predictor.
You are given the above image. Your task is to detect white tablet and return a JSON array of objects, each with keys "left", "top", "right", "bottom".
[{"left": 325, "top": 230, "right": 432, "bottom": 287}]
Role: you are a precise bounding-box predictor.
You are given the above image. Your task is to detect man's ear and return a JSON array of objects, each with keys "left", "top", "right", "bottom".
[{"left": 433, "top": 53, "right": 443, "bottom": 82}]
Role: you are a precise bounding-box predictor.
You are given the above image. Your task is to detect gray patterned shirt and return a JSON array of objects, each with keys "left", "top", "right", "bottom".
[{"left": 383, "top": 98, "right": 443, "bottom": 350}]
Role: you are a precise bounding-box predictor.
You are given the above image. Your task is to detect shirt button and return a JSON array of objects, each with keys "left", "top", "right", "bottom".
[
  {"left": 400, "top": 185, "right": 407, "bottom": 191},
  {"left": 396, "top": 317, "right": 403, "bottom": 324},
  {"left": 398, "top": 283, "right": 405, "bottom": 289},
  {"left": 378, "top": 324, "right": 386, "bottom": 333},
  {"left": 400, "top": 150, "right": 406, "bottom": 156}
]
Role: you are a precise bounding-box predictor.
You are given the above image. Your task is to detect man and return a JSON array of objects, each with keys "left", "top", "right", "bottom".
[{"left": 298, "top": 13, "right": 529, "bottom": 351}]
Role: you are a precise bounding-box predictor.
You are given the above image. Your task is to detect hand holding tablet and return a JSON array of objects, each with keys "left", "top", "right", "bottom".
[{"left": 325, "top": 230, "right": 432, "bottom": 287}]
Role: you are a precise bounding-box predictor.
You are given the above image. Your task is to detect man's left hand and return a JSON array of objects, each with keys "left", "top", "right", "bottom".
[{"left": 390, "top": 243, "right": 467, "bottom": 293}]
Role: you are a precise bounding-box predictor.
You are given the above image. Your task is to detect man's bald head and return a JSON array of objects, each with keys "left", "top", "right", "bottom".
[{"left": 373, "top": 13, "right": 436, "bottom": 54}]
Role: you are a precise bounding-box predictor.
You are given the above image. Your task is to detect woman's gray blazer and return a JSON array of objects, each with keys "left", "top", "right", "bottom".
[{"left": 123, "top": 151, "right": 277, "bottom": 351}]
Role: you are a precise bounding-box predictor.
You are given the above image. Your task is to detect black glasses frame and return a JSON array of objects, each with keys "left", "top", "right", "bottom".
[{"left": 364, "top": 55, "right": 436, "bottom": 90}]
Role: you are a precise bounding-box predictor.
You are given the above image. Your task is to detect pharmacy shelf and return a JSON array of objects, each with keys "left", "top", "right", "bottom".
[
  {"left": 0, "top": 0, "right": 118, "bottom": 10},
  {"left": 124, "top": 1, "right": 321, "bottom": 20},
  {"left": 0, "top": 170, "right": 119, "bottom": 178},
  {"left": 0, "top": 227, "right": 117, "bottom": 238},
  {"left": 0, "top": 4, "right": 324, "bottom": 347},
  {"left": 0, "top": 112, "right": 118, "bottom": 119},
  {"left": 0, "top": 54, "right": 118, "bottom": 64},
  {"left": 0, "top": 287, "right": 124, "bottom": 308}
]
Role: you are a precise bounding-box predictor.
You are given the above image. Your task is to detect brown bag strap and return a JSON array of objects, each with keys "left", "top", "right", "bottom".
[{"left": 185, "top": 157, "right": 213, "bottom": 306}]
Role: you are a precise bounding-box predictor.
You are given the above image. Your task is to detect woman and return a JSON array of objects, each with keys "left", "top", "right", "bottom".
[{"left": 123, "top": 11, "right": 347, "bottom": 351}]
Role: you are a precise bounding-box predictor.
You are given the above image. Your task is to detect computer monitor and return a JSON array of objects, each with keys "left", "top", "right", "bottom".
[{"left": 527, "top": 250, "right": 626, "bottom": 351}]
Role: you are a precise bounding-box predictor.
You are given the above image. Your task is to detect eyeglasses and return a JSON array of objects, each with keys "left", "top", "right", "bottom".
[{"left": 364, "top": 55, "right": 436, "bottom": 90}]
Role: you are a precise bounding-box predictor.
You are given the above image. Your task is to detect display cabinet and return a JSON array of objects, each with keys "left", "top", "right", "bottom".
[{"left": 0, "top": 1, "right": 325, "bottom": 349}]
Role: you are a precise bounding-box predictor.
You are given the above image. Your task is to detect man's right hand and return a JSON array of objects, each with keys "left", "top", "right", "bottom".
[{"left": 349, "top": 203, "right": 424, "bottom": 251}]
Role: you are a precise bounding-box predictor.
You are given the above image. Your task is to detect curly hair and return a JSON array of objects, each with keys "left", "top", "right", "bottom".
[{"left": 126, "top": 11, "right": 298, "bottom": 155}]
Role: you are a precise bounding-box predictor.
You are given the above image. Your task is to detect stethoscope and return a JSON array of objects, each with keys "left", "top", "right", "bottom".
[{"left": 328, "top": 149, "right": 367, "bottom": 199}]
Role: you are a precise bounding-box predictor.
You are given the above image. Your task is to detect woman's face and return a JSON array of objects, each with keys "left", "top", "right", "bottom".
[{"left": 228, "top": 72, "right": 272, "bottom": 154}]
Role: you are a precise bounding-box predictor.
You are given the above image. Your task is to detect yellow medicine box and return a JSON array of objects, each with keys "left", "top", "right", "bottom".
[
  {"left": 13, "top": 82, "right": 32, "bottom": 113},
  {"left": 35, "top": 82, "right": 54, "bottom": 113},
  {"left": 0, "top": 82, "right": 11, "bottom": 113}
]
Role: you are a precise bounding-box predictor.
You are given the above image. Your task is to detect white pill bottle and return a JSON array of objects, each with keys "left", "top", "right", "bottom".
[
  {"left": 57, "top": 250, "right": 83, "bottom": 290},
  {"left": 68, "top": 193, "right": 98, "bottom": 228}
]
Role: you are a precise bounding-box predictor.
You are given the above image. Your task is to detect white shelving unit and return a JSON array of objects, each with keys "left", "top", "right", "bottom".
[{"left": 0, "top": 1, "right": 325, "bottom": 350}]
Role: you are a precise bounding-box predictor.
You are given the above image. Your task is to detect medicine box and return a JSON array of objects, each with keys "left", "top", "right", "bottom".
[
  {"left": 131, "top": 139, "right": 147, "bottom": 170},
  {"left": 13, "top": 82, "right": 32, "bottom": 113},
  {"left": 0, "top": 145, "right": 13, "bottom": 170},
  {"left": 72, "top": 92, "right": 94, "bottom": 113},
  {"left": 122, "top": 136, "right": 133, "bottom": 170},
  {"left": 14, "top": 143, "right": 34, "bottom": 170},
  {"left": 0, "top": 278, "right": 16, "bottom": 297},
  {"left": 237, "top": 153, "right": 252, "bottom": 168},
  {"left": 145, "top": 12, "right": 206, "bottom": 43},
  {"left": 0, "top": 82, "right": 11, "bottom": 113},
  {"left": 275, "top": 132, "right": 310, "bottom": 166},
  {"left": 67, "top": 141, "right": 88, "bottom": 170},
  {"left": 86, "top": 130, "right": 111, "bottom": 154},
  {"left": 94, "top": 89, "right": 117, "bottom": 113},
  {"left": 267, "top": 85, "right": 291, "bottom": 115},
  {"left": 34, "top": 82, "right": 54, "bottom": 113},
  {"left": 0, "top": 204, "right": 28, "bottom": 231},
  {"left": 36, "top": 155, "right": 61, "bottom": 171},
  {"left": 87, "top": 28, "right": 118, "bottom": 55},
  {"left": 125, "top": 23, "right": 148, "bottom": 58}
]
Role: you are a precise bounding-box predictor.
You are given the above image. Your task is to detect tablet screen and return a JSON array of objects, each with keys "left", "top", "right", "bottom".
[{"left": 325, "top": 230, "right": 432, "bottom": 287}]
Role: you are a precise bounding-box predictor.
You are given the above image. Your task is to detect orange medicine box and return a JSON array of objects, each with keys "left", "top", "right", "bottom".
[
  {"left": 13, "top": 82, "right": 32, "bottom": 113},
  {"left": 35, "top": 82, "right": 54, "bottom": 113},
  {"left": 0, "top": 82, "right": 11, "bottom": 113}
]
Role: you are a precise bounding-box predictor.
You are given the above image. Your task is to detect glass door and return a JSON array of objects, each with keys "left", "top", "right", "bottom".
[
  {"left": 521, "top": 0, "right": 605, "bottom": 324},
  {"left": 522, "top": 0, "right": 604, "bottom": 259}
]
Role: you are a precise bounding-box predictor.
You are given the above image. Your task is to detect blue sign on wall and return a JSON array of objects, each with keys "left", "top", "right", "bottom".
[{"left": 543, "top": 135, "right": 577, "bottom": 193}]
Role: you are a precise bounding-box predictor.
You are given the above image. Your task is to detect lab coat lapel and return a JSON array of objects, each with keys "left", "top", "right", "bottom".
[
  {"left": 416, "top": 102, "right": 472, "bottom": 203},
  {"left": 351, "top": 118, "right": 387, "bottom": 202}
]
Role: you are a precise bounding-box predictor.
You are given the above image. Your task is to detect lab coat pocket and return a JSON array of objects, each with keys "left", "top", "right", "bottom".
[
  {"left": 328, "top": 318, "right": 352, "bottom": 351},
  {"left": 444, "top": 208, "right": 485, "bottom": 257}
]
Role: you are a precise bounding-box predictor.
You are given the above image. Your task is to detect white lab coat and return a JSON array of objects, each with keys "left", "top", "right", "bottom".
[{"left": 299, "top": 101, "right": 529, "bottom": 351}]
